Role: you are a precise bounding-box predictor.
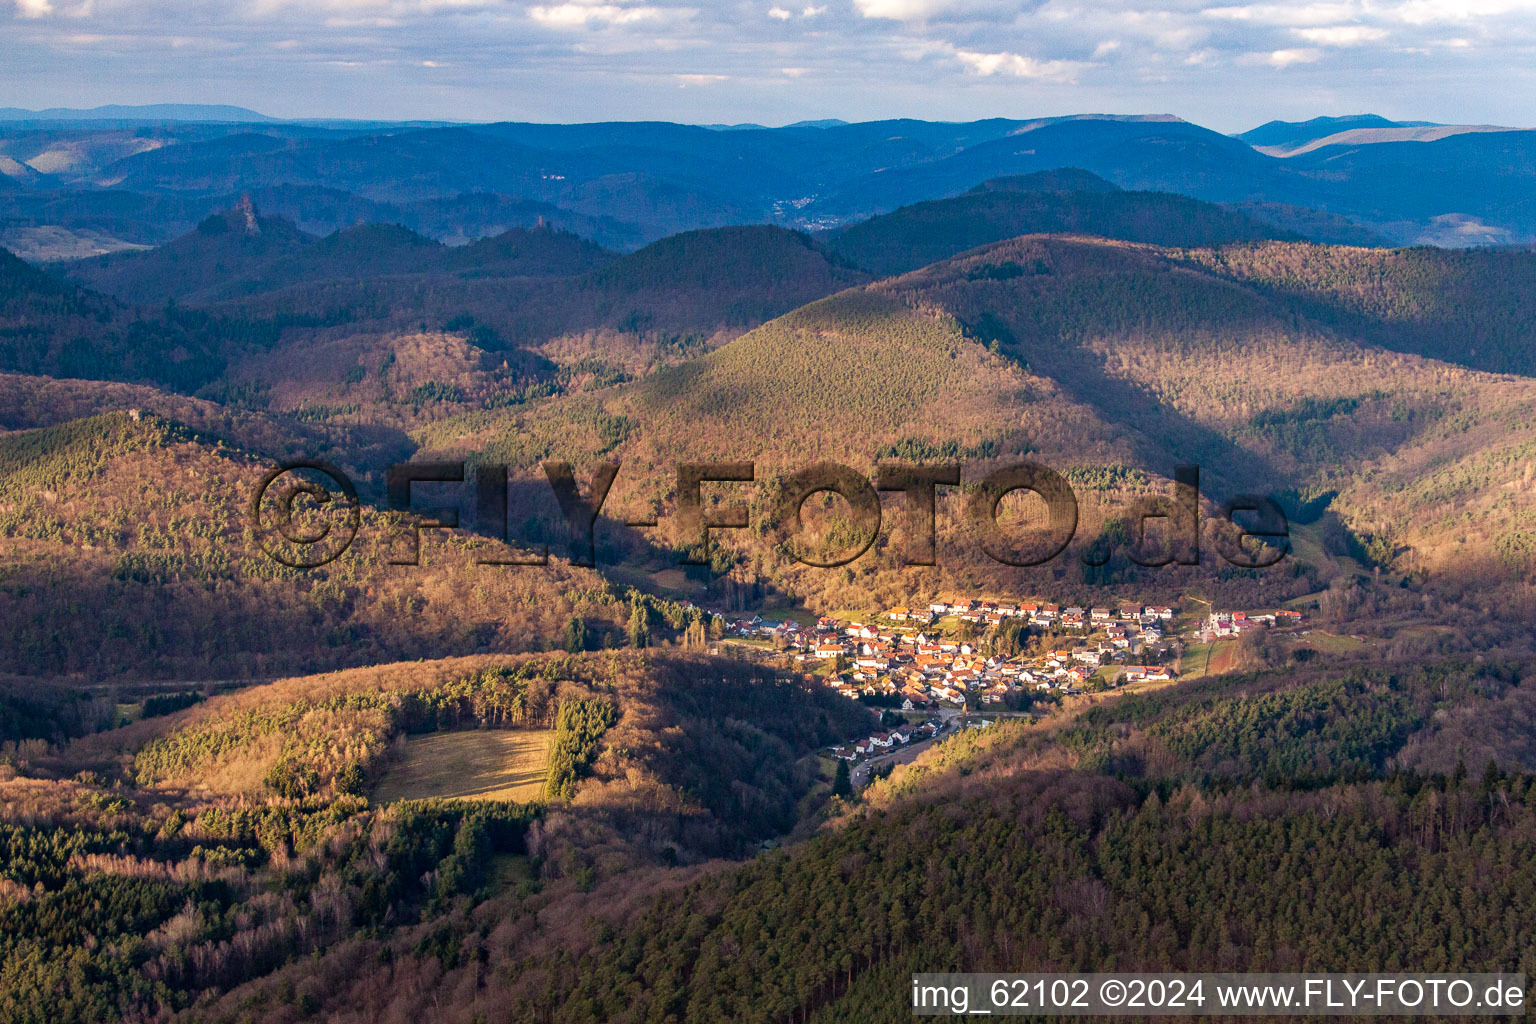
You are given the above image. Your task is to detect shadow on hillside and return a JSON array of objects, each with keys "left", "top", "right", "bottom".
[
  {"left": 1188, "top": 249, "right": 1536, "bottom": 378},
  {"left": 1003, "top": 335, "right": 1287, "bottom": 497}
]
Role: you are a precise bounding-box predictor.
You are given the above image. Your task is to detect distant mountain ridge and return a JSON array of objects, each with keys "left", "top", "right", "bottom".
[
  {"left": 1237, "top": 114, "right": 1437, "bottom": 149},
  {"left": 0, "top": 103, "right": 277, "bottom": 123},
  {"left": 496, "top": 232, "right": 1536, "bottom": 593},
  {"left": 1240, "top": 115, "right": 1526, "bottom": 158},
  {"left": 823, "top": 169, "right": 1311, "bottom": 276},
  {"left": 62, "top": 202, "right": 617, "bottom": 306},
  {"left": 4, "top": 111, "right": 1536, "bottom": 250}
]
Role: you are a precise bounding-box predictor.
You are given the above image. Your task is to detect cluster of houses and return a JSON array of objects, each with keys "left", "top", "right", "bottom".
[
  {"left": 1198, "top": 608, "right": 1302, "bottom": 642},
  {"left": 829, "top": 720, "right": 940, "bottom": 761},
  {"left": 700, "top": 598, "right": 1303, "bottom": 716},
  {"left": 790, "top": 600, "right": 1188, "bottom": 709},
  {"left": 892, "top": 600, "right": 1177, "bottom": 631}
]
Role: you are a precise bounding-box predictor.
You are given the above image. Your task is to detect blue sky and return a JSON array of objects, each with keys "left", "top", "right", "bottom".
[{"left": 3, "top": 0, "right": 1534, "bottom": 131}]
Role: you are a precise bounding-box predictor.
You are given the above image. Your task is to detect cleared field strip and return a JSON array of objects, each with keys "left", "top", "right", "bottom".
[{"left": 372, "top": 729, "right": 555, "bottom": 804}]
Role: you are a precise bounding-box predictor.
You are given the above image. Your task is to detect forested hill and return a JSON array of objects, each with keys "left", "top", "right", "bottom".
[
  {"left": 476, "top": 232, "right": 1536, "bottom": 592},
  {"left": 0, "top": 651, "right": 874, "bottom": 1023},
  {"left": 824, "top": 173, "right": 1306, "bottom": 276},
  {"left": 9, "top": 114, "right": 1536, "bottom": 250},
  {"left": 59, "top": 204, "right": 313, "bottom": 304},
  {"left": 0, "top": 244, "right": 275, "bottom": 390},
  {"left": 62, "top": 210, "right": 617, "bottom": 306},
  {"left": 160, "top": 655, "right": 1536, "bottom": 1024},
  {"left": 1186, "top": 242, "right": 1536, "bottom": 377},
  {"left": 193, "top": 223, "right": 870, "bottom": 365}
]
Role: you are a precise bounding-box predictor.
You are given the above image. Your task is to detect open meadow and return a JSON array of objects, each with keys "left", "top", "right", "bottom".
[{"left": 372, "top": 729, "right": 555, "bottom": 804}]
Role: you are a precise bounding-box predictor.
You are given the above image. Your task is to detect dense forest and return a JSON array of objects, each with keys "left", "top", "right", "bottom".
[
  {"left": 0, "top": 246, "right": 283, "bottom": 391},
  {"left": 107, "top": 651, "right": 1535, "bottom": 1024},
  {"left": 825, "top": 176, "right": 1301, "bottom": 277},
  {"left": 0, "top": 651, "right": 873, "bottom": 1024}
]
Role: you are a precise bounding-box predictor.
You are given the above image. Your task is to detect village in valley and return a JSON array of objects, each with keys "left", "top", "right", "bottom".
[{"left": 698, "top": 598, "right": 1306, "bottom": 771}]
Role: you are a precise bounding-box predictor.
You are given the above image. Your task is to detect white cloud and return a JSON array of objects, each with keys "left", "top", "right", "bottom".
[
  {"left": 1292, "top": 25, "right": 1387, "bottom": 44},
  {"left": 675, "top": 72, "right": 727, "bottom": 84},
  {"left": 323, "top": 16, "right": 404, "bottom": 27},
  {"left": 1110, "top": 10, "right": 1208, "bottom": 50},
  {"left": 1266, "top": 46, "right": 1322, "bottom": 65},
  {"left": 1392, "top": 0, "right": 1536, "bottom": 24},
  {"left": 1206, "top": 0, "right": 1536, "bottom": 29},
  {"left": 853, "top": 0, "right": 953, "bottom": 21},
  {"left": 527, "top": 2, "right": 660, "bottom": 28},
  {"left": 3, "top": 0, "right": 1533, "bottom": 129},
  {"left": 1202, "top": 4, "right": 1360, "bottom": 27},
  {"left": 953, "top": 47, "right": 1089, "bottom": 81}
]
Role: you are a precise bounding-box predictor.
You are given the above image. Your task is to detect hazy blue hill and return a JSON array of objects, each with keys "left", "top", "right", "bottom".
[
  {"left": 825, "top": 178, "right": 1298, "bottom": 276},
  {"left": 62, "top": 209, "right": 622, "bottom": 309},
  {"left": 966, "top": 167, "right": 1123, "bottom": 194},
  {"left": 305, "top": 222, "right": 441, "bottom": 265},
  {"left": 9, "top": 184, "right": 648, "bottom": 252},
  {"left": 100, "top": 126, "right": 546, "bottom": 201},
  {"left": 805, "top": 117, "right": 1316, "bottom": 220},
  {"left": 0, "top": 243, "right": 261, "bottom": 389},
  {"left": 101, "top": 125, "right": 757, "bottom": 243},
  {"left": 0, "top": 103, "right": 276, "bottom": 123},
  {"left": 806, "top": 117, "right": 1536, "bottom": 243},
  {"left": 588, "top": 224, "right": 848, "bottom": 292},
  {"left": 98, "top": 131, "right": 297, "bottom": 190},
  {"left": 444, "top": 224, "right": 616, "bottom": 277},
  {"left": 91, "top": 118, "right": 1043, "bottom": 234},
  {"left": 446, "top": 223, "right": 868, "bottom": 341},
  {"left": 0, "top": 189, "right": 211, "bottom": 245},
  {"left": 1286, "top": 130, "right": 1536, "bottom": 242},
  {"left": 1, "top": 243, "right": 98, "bottom": 310},
  {"left": 1237, "top": 114, "right": 1432, "bottom": 150},
  {"left": 552, "top": 172, "right": 763, "bottom": 242},
  {"left": 201, "top": 224, "right": 870, "bottom": 361},
  {"left": 18, "top": 114, "right": 1536, "bottom": 250},
  {"left": 392, "top": 192, "right": 646, "bottom": 250},
  {"left": 789, "top": 117, "right": 1026, "bottom": 173},
  {"left": 1231, "top": 201, "right": 1395, "bottom": 247},
  {"left": 13, "top": 113, "right": 1536, "bottom": 263},
  {"left": 61, "top": 205, "right": 315, "bottom": 304},
  {"left": 477, "top": 119, "right": 753, "bottom": 152},
  {"left": 476, "top": 116, "right": 1026, "bottom": 185}
]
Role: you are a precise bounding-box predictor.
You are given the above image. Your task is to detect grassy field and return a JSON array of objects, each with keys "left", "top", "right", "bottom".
[
  {"left": 371, "top": 730, "right": 555, "bottom": 804},
  {"left": 1177, "top": 638, "right": 1239, "bottom": 680},
  {"left": 759, "top": 605, "right": 818, "bottom": 627},
  {"left": 1296, "top": 630, "right": 1373, "bottom": 655}
]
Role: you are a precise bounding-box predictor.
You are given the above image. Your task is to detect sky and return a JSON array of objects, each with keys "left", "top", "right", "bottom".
[{"left": 3, "top": 0, "right": 1535, "bottom": 132}]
